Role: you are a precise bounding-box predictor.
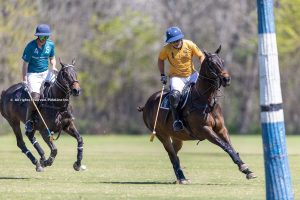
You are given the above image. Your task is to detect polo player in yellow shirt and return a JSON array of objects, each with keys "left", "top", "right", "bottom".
[{"left": 158, "top": 26, "right": 205, "bottom": 132}]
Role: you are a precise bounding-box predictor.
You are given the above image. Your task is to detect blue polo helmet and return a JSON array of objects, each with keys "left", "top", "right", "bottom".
[
  {"left": 165, "top": 26, "right": 184, "bottom": 43},
  {"left": 34, "top": 24, "right": 51, "bottom": 36}
]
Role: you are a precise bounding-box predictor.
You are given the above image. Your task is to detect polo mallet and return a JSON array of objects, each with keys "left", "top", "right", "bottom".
[
  {"left": 24, "top": 85, "right": 54, "bottom": 141},
  {"left": 150, "top": 84, "right": 165, "bottom": 142}
]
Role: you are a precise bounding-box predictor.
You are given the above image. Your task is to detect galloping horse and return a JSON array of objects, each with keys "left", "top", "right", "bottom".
[
  {"left": 139, "top": 46, "right": 256, "bottom": 184},
  {"left": 0, "top": 60, "right": 85, "bottom": 172}
]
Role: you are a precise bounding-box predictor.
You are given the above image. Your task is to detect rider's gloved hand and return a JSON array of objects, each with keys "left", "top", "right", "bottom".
[
  {"left": 160, "top": 74, "right": 167, "bottom": 85},
  {"left": 53, "top": 68, "right": 59, "bottom": 75},
  {"left": 22, "top": 80, "right": 27, "bottom": 86}
]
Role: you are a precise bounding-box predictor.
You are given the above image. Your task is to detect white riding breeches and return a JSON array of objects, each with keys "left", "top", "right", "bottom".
[
  {"left": 170, "top": 71, "right": 199, "bottom": 93},
  {"left": 27, "top": 70, "right": 55, "bottom": 94}
]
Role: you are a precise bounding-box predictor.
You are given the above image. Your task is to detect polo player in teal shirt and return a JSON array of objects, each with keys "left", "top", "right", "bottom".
[{"left": 22, "top": 24, "right": 58, "bottom": 133}]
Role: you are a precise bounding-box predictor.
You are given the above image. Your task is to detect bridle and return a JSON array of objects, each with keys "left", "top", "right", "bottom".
[
  {"left": 197, "top": 54, "right": 224, "bottom": 95},
  {"left": 189, "top": 53, "right": 228, "bottom": 114},
  {"left": 54, "top": 64, "right": 79, "bottom": 95}
]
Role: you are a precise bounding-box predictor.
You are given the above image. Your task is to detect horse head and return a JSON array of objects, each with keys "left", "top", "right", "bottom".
[
  {"left": 56, "top": 58, "right": 81, "bottom": 96},
  {"left": 200, "top": 45, "right": 231, "bottom": 88}
]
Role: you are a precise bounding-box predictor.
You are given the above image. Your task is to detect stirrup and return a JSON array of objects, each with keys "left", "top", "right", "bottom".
[
  {"left": 173, "top": 120, "right": 183, "bottom": 132},
  {"left": 25, "top": 120, "right": 34, "bottom": 133}
]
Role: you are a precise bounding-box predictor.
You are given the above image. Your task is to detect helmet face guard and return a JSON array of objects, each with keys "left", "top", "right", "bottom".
[
  {"left": 35, "top": 24, "right": 51, "bottom": 36},
  {"left": 165, "top": 27, "right": 184, "bottom": 43}
]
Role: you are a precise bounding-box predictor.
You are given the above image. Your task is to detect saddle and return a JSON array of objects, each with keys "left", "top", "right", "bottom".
[
  {"left": 13, "top": 82, "right": 51, "bottom": 108},
  {"left": 13, "top": 82, "right": 69, "bottom": 115},
  {"left": 158, "top": 84, "right": 192, "bottom": 126},
  {"left": 12, "top": 84, "right": 30, "bottom": 106},
  {"left": 160, "top": 83, "right": 192, "bottom": 111},
  {"left": 11, "top": 83, "right": 49, "bottom": 106},
  {"left": 160, "top": 83, "right": 213, "bottom": 125}
]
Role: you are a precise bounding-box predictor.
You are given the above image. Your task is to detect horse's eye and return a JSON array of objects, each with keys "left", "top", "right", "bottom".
[{"left": 62, "top": 71, "right": 69, "bottom": 78}]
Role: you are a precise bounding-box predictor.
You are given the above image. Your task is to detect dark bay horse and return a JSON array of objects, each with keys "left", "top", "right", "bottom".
[
  {"left": 0, "top": 60, "right": 85, "bottom": 172},
  {"left": 139, "top": 46, "right": 256, "bottom": 184}
]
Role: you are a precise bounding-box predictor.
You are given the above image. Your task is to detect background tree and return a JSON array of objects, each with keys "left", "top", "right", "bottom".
[
  {"left": 276, "top": 0, "right": 300, "bottom": 134},
  {"left": 0, "top": 0, "right": 299, "bottom": 135}
]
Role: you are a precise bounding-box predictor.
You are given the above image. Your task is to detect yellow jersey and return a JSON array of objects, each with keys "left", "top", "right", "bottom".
[{"left": 159, "top": 39, "right": 204, "bottom": 77}]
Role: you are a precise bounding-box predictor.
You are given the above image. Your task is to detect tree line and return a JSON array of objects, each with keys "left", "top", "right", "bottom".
[{"left": 0, "top": 0, "right": 299, "bottom": 134}]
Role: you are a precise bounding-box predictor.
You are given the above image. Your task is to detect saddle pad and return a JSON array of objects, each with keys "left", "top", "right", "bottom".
[
  {"left": 13, "top": 87, "right": 29, "bottom": 105},
  {"left": 160, "top": 94, "right": 170, "bottom": 110},
  {"left": 160, "top": 85, "right": 191, "bottom": 110}
]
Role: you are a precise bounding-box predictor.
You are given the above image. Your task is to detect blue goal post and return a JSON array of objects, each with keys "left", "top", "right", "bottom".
[{"left": 257, "top": 0, "right": 294, "bottom": 199}]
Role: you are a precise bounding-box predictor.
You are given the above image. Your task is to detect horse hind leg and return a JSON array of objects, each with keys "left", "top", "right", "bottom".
[
  {"left": 203, "top": 126, "right": 256, "bottom": 179},
  {"left": 158, "top": 134, "right": 190, "bottom": 184},
  {"left": 8, "top": 120, "right": 44, "bottom": 172},
  {"left": 25, "top": 130, "right": 46, "bottom": 165}
]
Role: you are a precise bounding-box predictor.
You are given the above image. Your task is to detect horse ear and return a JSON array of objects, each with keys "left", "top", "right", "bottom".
[
  {"left": 72, "top": 58, "right": 76, "bottom": 65},
  {"left": 203, "top": 50, "right": 209, "bottom": 57},
  {"left": 215, "top": 45, "right": 221, "bottom": 54},
  {"left": 59, "top": 57, "right": 63, "bottom": 67},
  {"left": 59, "top": 57, "right": 66, "bottom": 68}
]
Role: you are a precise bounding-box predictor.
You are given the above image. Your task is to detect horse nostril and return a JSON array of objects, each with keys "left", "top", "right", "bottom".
[
  {"left": 226, "top": 77, "right": 231, "bottom": 86},
  {"left": 222, "top": 77, "right": 231, "bottom": 86},
  {"left": 72, "top": 88, "right": 80, "bottom": 96},
  {"left": 226, "top": 77, "right": 231, "bottom": 83}
]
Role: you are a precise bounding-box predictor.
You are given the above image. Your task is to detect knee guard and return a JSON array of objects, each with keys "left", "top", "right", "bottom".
[{"left": 169, "top": 90, "right": 181, "bottom": 109}]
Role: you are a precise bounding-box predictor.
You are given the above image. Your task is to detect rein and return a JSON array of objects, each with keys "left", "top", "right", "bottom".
[
  {"left": 42, "top": 64, "right": 78, "bottom": 111},
  {"left": 54, "top": 79, "right": 70, "bottom": 95},
  {"left": 197, "top": 74, "right": 221, "bottom": 96},
  {"left": 193, "top": 57, "right": 222, "bottom": 99},
  {"left": 188, "top": 56, "right": 224, "bottom": 113}
]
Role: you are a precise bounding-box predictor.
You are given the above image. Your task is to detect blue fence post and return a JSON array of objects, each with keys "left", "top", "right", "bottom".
[{"left": 257, "top": 0, "right": 294, "bottom": 199}]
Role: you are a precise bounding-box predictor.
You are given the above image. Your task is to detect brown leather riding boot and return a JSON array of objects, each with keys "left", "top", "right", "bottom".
[{"left": 25, "top": 92, "right": 40, "bottom": 133}]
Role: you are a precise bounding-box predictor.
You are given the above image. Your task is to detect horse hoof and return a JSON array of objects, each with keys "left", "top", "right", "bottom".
[
  {"left": 73, "top": 162, "right": 80, "bottom": 171},
  {"left": 35, "top": 163, "right": 44, "bottom": 172},
  {"left": 73, "top": 162, "right": 86, "bottom": 171},
  {"left": 246, "top": 172, "right": 257, "bottom": 179},
  {"left": 176, "top": 179, "right": 191, "bottom": 184},
  {"left": 36, "top": 166, "right": 44, "bottom": 172}
]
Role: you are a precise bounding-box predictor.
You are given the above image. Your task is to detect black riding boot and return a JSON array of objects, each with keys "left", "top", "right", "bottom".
[
  {"left": 25, "top": 92, "right": 40, "bottom": 133},
  {"left": 169, "top": 90, "right": 183, "bottom": 132}
]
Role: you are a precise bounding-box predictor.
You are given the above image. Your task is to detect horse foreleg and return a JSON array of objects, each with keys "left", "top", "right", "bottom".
[
  {"left": 9, "top": 120, "right": 43, "bottom": 172},
  {"left": 203, "top": 126, "right": 256, "bottom": 179},
  {"left": 63, "top": 121, "right": 85, "bottom": 171},
  {"left": 171, "top": 137, "right": 183, "bottom": 155},
  {"left": 157, "top": 134, "right": 189, "bottom": 184},
  {"left": 25, "top": 130, "right": 46, "bottom": 164},
  {"left": 214, "top": 126, "right": 232, "bottom": 146},
  {"left": 40, "top": 129, "right": 57, "bottom": 167}
]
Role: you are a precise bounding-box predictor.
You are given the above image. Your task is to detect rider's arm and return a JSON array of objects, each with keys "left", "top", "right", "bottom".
[
  {"left": 158, "top": 58, "right": 165, "bottom": 74},
  {"left": 199, "top": 53, "right": 205, "bottom": 65},
  {"left": 50, "top": 56, "right": 58, "bottom": 72},
  {"left": 190, "top": 41, "right": 205, "bottom": 65},
  {"left": 22, "top": 61, "right": 28, "bottom": 82}
]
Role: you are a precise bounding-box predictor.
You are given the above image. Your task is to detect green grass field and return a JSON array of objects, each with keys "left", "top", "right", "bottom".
[{"left": 0, "top": 134, "right": 299, "bottom": 200}]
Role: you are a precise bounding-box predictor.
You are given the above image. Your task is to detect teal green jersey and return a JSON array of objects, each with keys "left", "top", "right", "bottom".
[{"left": 22, "top": 39, "right": 55, "bottom": 73}]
